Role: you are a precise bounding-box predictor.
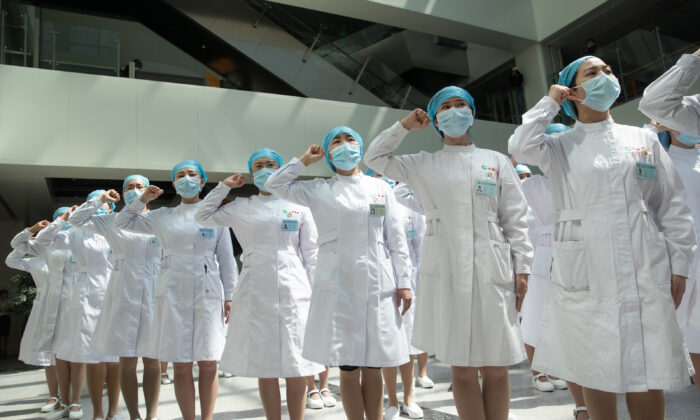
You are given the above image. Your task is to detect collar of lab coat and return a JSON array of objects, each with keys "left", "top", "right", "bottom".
[
  {"left": 333, "top": 173, "right": 364, "bottom": 183},
  {"left": 254, "top": 193, "right": 279, "bottom": 201},
  {"left": 442, "top": 144, "right": 476, "bottom": 153},
  {"left": 573, "top": 117, "right": 615, "bottom": 132}
]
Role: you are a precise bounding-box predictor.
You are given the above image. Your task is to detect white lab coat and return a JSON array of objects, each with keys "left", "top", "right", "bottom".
[
  {"left": 667, "top": 145, "right": 700, "bottom": 353},
  {"left": 393, "top": 184, "right": 426, "bottom": 355},
  {"left": 639, "top": 54, "right": 700, "bottom": 136},
  {"left": 365, "top": 122, "right": 533, "bottom": 367},
  {"left": 518, "top": 175, "right": 555, "bottom": 347},
  {"left": 5, "top": 249, "right": 54, "bottom": 366},
  {"left": 266, "top": 159, "right": 412, "bottom": 367},
  {"left": 509, "top": 95, "right": 696, "bottom": 393},
  {"left": 195, "top": 183, "right": 324, "bottom": 377},
  {"left": 115, "top": 199, "right": 238, "bottom": 362},
  {"left": 35, "top": 218, "right": 116, "bottom": 364},
  {"left": 69, "top": 198, "right": 162, "bottom": 358}
]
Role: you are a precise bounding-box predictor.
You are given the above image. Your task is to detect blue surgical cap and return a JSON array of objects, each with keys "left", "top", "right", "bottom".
[
  {"left": 123, "top": 174, "right": 149, "bottom": 192},
  {"left": 545, "top": 123, "right": 572, "bottom": 135},
  {"left": 322, "top": 126, "right": 363, "bottom": 172},
  {"left": 515, "top": 164, "right": 532, "bottom": 175},
  {"left": 427, "top": 86, "right": 476, "bottom": 137},
  {"left": 171, "top": 160, "right": 207, "bottom": 184},
  {"left": 53, "top": 207, "right": 70, "bottom": 221},
  {"left": 365, "top": 168, "right": 377, "bottom": 177},
  {"left": 657, "top": 131, "right": 671, "bottom": 149},
  {"left": 558, "top": 56, "right": 595, "bottom": 119},
  {"left": 248, "top": 148, "right": 283, "bottom": 172},
  {"left": 87, "top": 189, "right": 116, "bottom": 211}
]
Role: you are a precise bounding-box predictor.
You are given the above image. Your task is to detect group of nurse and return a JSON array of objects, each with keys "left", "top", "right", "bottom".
[{"left": 7, "top": 47, "right": 700, "bottom": 420}]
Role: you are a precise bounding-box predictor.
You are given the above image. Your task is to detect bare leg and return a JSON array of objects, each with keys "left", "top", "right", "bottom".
[
  {"left": 625, "top": 390, "right": 664, "bottom": 420},
  {"left": 197, "top": 360, "right": 218, "bottom": 420},
  {"left": 524, "top": 344, "right": 542, "bottom": 376},
  {"left": 69, "top": 363, "right": 86, "bottom": 406},
  {"left": 56, "top": 358, "right": 71, "bottom": 406},
  {"left": 399, "top": 356, "right": 415, "bottom": 405},
  {"left": 45, "top": 365, "right": 60, "bottom": 400},
  {"left": 160, "top": 362, "right": 168, "bottom": 374},
  {"left": 417, "top": 353, "right": 428, "bottom": 378},
  {"left": 285, "top": 377, "right": 307, "bottom": 420},
  {"left": 583, "top": 387, "right": 617, "bottom": 420},
  {"left": 480, "top": 366, "right": 510, "bottom": 420},
  {"left": 451, "top": 366, "right": 485, "bottom": 420},
  {"left": 258, "top": 378, "right": 281, "bottom": 420},
  {"left": 339, "top": 369, "right": 364, "bottom": 420},
  {"left": 86, "top": 363, "right": 105, "bottom": 419},
  {"left": 305, "top": 376, "right": 317, "bottom": 391},
  {"left": 382, "top": 367, "right": 399, "bottom": 408},
  {"left": 142, "top": 358, "right": 161, "bottom": 420},
  {"left": 105, "top": 362, "right": 120, "bottom": 417},
  {"left": 691, "top": 353, "right": 700, "bottom": 391},
  {"left": 119, "top": 357, "right": 140, "bottom": 420},
  {"left": 361, "top": 368, "right": 383, "bottom": 420},
  {"left": 319, "top": 367, "right": 333, "bottom": 400},
  {"left": 567, "top": 382, "right": 589, "bottom": 420},
  {"left": 173, "top": 362, "right": 195, "bottom": 420}
]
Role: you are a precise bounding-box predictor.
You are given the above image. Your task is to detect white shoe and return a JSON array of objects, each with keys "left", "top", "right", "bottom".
[
  {"left": 68, "top": 404, "right": 83, "bottom": 420},
  {"left": 319, "top": 388, "right": 337, "bottom": 407},
  {"left": 307, "top": 390, "right": 324, "bottom": 409},
  {"left": 106, "top": 415, "right": 124, "bottom": 420},
  {"left": 547, "top": 375, "right": 568, "bottom": 390},
  {"left": 219, "top": 371, "right": 234, "bottom": 378},
  {"left": 160, "top": 373, "right": 173, "bottom": 385},
  {"left": 573, "top": 406, "right": 588, "bottom": 419},
  {"left": 46, "top": 405, "right": 69, "bottom": 420},
  {"left": 41, "top": 397, "right": 61, "bottom": 413},
  {"left": 531, "top": 374, "right": 555, "bottom": 392},
  {"left": 415, "top": 375, "right": 434, "bottom": 388},
  {"left": 508, "top": 413, "right": 518, "bottom": 420},
  {"left": 384, "top": 405, "right": 400, "bottom": 420},
  {"left": 401, "top": 402, "right": 424, "bottom": 418}
]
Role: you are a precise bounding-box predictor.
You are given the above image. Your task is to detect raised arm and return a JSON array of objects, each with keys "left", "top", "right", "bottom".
[
  {"left": 5, "top": 249, "right": 32, "bottom": 272},
  {"left": 10, "top": 222, "right": 48, "bottom": 256},
  {"left": 35, "top": 214, "right": 72, "bottom": 251},
  {"left": 69, "top": 193, "right": 115, "bottom": 236},
  {"left": 394, "top": 183, "right": 425, "bottom": 215},
  {"left": 194, "top": 179, "right": 243, "bottom": 227},
  {"left": 298, "top": 208, "right": 318, "bottom": 285},
  {"left": 265, "top": 153, "right": 319, "bottom": 208},
  {"left": 114, "top": 185, "right": 161, "bottom": 234}
]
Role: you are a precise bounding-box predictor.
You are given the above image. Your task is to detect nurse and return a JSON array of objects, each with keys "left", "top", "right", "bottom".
[
  {"left": 639, "top": 48, "right": 700, "bottom": 136},
  {"left": 36, "top": 193, "right": 120, "bottom": 420},
  {"left": 514, "top": 164, "right": 532, "bottom": 180},
  {"left": 508, "top": 56, "right": 695, "bottom": 420},
  {"left": 265, "top": 127, "right": 412, "bottom": 420},
  {"left": 68, "top": 176, "right": 162, "bottom": 420},
  {"left": 364, "top": 86, "right": 533, "bottom": 420},
  {"left": 5, "top": 220, "right": 58, "bottom": 414},
  {"left": 114, "top": 160, "right": 238, "bottom": 420},
  {"left": 194, "top": 148, "right": 324, "bottom": 420}
]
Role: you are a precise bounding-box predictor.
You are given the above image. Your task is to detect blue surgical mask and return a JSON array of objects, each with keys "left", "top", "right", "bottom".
[
  {"left": 677, "top": 132, "right": 700, "bottom": 147},
  {"left": 124, "top": 188, "right": 145, "bottom": 204},
  {"left": 175, "top": 176, "right": 201, "bottom": 198},
  {"left": 96, "top": 207, "right": 109, "bottom": 215},
  {"left": 576, "top": 73, "right": 620, "bottom": 112},
  {"left": 436, "top": 106, "right": 474, "bottom": 138},
  {"left": 330, "top": 144, "right": 362, "bottom": 171},
  {"left": 253, "top": 168, "right": 276, "bottom": 192},
  {"left": 380, "top": 176, "right": 396, "bottom": 189},
  {"left": 61, "top": 222, "right": 72, "bottom": 231}
]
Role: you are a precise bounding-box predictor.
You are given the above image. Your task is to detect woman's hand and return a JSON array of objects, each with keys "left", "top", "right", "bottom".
[
  {"left": 60, "top": 206, "right": 77, "bottom": 221},
  {"left": 396, "top": 288, "right": 412, "bottom": 315},
  {"left": 300, "top": 145, "right": 325, "bottom": 166},
  {"left": 223, "top": 174, "right": 246, "bottom": 189},
  {"left": 140, "top": 185, "right": 163, "bottom": 203},
  {"left": 28, "top": 220, "right": 49, "bottom": 234},
  {"left": 100, "top": 189, "right": 120, "bottom": 203},
  {"left": 224, "top": 300, "right": 232, "bottom": 324},
  {"left": 515, "top": 274, "right": 528, "bottom": 311},
  {"left": 548, "top": 85, "right": 571, "bottom": 105},
  {"left": 400, "top": 108, "right": 430, "bottom": 131},
  {"left": 671, "top": 275, "right": 686, "bottom": 309}
]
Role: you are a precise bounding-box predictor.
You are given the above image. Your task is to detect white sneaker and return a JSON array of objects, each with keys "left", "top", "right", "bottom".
[
  {"left": 401, "top": 402, "right": 424, "bottom": 419},
  {"left": 531, "top": 374, "right": 555, "bottom": 392},
  {"left": 68, "top": 404, "right": 83, "bottom": 420},
  {"left": 307, "top": 390, "right": 324, "bottom": 409},
  {"left": 320, "top": 388, "right": 337, "bottom": 407},
  {"left": 46, "top": 405, "right": 69, "bottom": 420},
  {"left": 384, "top": 405, "right": 400, "bottom": 420},
  {"left": 415, "top": 375, "right": 434, "bottom": 388},
  {"left": 41, "top": 397, "right": 61, "bottom": 413},
  {"left": 160, "top": 373, "right": 173, "bottom": 385},
  {"left": 547, "top": 375, "right": 568, "bottom": 390}
]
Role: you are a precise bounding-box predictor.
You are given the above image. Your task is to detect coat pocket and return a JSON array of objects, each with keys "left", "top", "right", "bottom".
[
  {"left": 647, "top": 231, "right": 671, "bottom": 288},
  {"left": 489, "top": 240, "right": 514, "bottom": 289},
  {"left": 551, "top": 241, "right": 589, "bottom": 292}
]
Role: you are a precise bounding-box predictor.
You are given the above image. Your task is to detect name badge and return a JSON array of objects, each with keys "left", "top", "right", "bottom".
[
  {"left": 635, "top": 162, "right": 657, "bottom": 180},
  {"left": 69, "top": 257, "right": 77, "bottom": 264},
  {"left": 150, "top": 237, "right": 160, "bottom": 247},
  {"left": 370, "top": 204, "right": 386, "bottom": 216},
  {"left": 281, "top": 219, "right": 299, "bottom": 232},
  {"left": 405, "top": 229, "right": 417, "bottom": 239},
  {"left": 475, "top": 179, "right": 498, "bottom": 196},
  {"left": 199, "top": 228, "right": 215, "bottom": 238}
]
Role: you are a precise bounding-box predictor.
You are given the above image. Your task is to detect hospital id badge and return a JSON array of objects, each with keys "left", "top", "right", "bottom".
[
  {"left": 281, "top": 219, "right": 299, "bottom": 232},
  {"left": 370, "top": 204, "right": 386, "bottom": 216},
  {"left": 149, "top": 237, "right": 160, "bottom": 247},
  {"left": 475, "top": 179, "right": 498, "bottom": 196},
  {"left": 198, "top": 228, "right": 215, "bottom": 238},
  {"left": 405, "top": 229, "right": 417, "bottom": 239},
  {"left": 635, "top": 162, "right": 657, "bottom": 180}
]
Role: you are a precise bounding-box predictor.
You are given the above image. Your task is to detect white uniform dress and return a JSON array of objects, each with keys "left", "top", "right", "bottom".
[
  {"left": 518, "top": 175, "right": 555, "bottom": 347},
  {"left": 509, "top": 95, "right": 696, "bottom": 393},
  {"left": 393, "top": 184, "right": 426, "bottom": 355},
  {"left": 69, "top": 198, "right": 162, "bottom": 358},
  {"left": 667, "top": 145, "right": 700, "bottom": 353},
  {"left": 639, "top": 54, "right": 700, "bottom": 136},
  {"left": 266, "top": 160, "right": 412, "bottom": 368},
  {"left": 194, "top": 183, "right": 324, "bottom": 378},
  {"left": 364, "top": 122, "right": 533, "bottom": 367},
  {"left": 10, "top": 229, "right": 79, "bottom": 356},
  {"left": 35, "top": 218, "right": 116, "bottom": 364},
  {"left": 115, "top": 199, "right": 238, "bottom": 363},
  {"left": 5, "top": 249, "right": 54, "bottom": 366}
]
